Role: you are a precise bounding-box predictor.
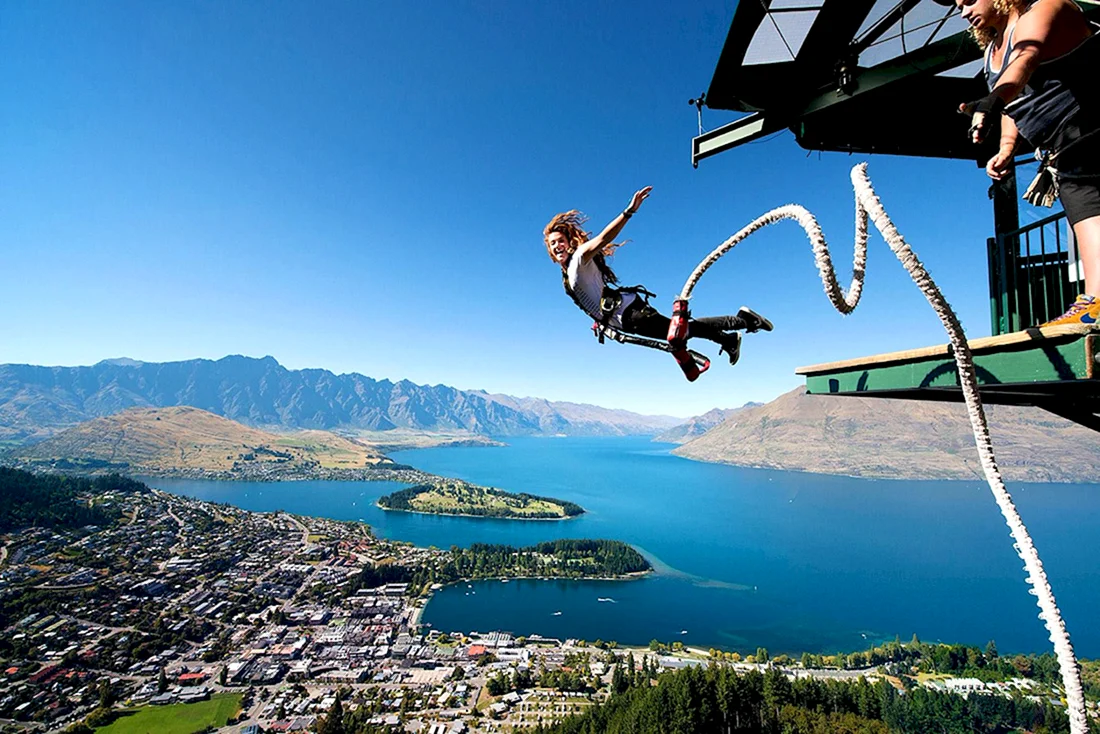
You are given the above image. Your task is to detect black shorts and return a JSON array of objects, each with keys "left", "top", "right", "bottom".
[
  {"left": 1051, "top": 121, "right": 1100, "bottom": 225},
  {"left": 1058, "top": 176, "right": 1100, "bottom": 225}
]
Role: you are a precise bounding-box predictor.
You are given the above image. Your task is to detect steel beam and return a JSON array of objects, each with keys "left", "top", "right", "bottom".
[{"left": 692, "top": 114, "right": 784, "bottom": 168}]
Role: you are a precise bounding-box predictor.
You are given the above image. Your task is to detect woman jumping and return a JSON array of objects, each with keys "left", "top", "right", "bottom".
[{"left": 544, "top": 186, "right": 772, "bottom": 366}]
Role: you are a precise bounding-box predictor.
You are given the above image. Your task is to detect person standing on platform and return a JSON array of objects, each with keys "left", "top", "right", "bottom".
[{"left": 958, "top": 0, "right": 1100, "bottom": 325}]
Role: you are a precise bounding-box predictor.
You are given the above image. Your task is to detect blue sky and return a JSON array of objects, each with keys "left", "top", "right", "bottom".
[{"left": 0, "top": 1, "right": 1032, "bottom": 417}]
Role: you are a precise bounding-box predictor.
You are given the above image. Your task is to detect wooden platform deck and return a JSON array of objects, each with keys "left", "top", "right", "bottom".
[{"left": 796, "top": 324, "right": 1100, "bottom": 430}]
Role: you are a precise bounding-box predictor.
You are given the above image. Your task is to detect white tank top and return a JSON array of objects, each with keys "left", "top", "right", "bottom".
[{"left": 566, "top": 255, "right": 636, "bottom": 329}]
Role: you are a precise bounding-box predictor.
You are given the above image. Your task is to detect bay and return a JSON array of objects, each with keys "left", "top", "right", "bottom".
[{"left": 145, "top": 436, "right": 1100, "bottom": 657}]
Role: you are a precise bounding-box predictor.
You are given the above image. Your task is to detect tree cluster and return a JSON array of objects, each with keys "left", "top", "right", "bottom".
[
  {"left": 0, "top": 467, "right": 147, "bottom": 532},
  {"left": 348, "top": 539, "right": 650, "bottom": 597},
  {"left": 534, "top": 663, "right": 1076, "bottom": 734},
  {"left": 442, "top": 540, "right": 649, "bottom": 581}
]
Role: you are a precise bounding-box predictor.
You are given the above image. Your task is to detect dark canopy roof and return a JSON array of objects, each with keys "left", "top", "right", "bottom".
[{"left": 694, "top": 0, "right": 1100, "bottom": 164}]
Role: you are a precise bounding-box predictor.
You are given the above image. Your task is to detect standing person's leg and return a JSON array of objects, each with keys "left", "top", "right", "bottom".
[
  {"left": 1042, "top": 176, "right": 1100, "bottom": 325},
  {"left": 1074, "top": 215, "right": 1100, "bottom": 297},
  {"left": 1040, "top": 126, "right": 1100, "bottom": 326}
]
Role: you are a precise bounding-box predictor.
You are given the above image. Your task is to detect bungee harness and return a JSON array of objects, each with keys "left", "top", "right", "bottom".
[{"left": 561, "top": 268, "right": 712, "bottom": 382}]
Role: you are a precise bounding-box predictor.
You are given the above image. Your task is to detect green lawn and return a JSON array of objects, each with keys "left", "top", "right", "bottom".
[
  {"left": 96, "top": 693, "right": 242, "bottom": 734},
  {"left": 411, "top": 483, "right": 567, "bottom": 517}
]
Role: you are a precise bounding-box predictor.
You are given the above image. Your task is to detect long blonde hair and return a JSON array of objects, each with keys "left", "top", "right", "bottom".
[
  {"left": 971, "top": 0, "right": 1029, "bottom": 48},
  {"left": 543, "top": 210, "right": 622, "bottom": 285}
]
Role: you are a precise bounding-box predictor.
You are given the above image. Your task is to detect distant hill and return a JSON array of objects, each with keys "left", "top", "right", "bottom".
[
  {"left": 672, "top": 387, "right": 1100, "bottom": 482},
  {"left": 9, "top": 406, "right": 389, "bottom": 475},
  {"left": 0, "top": 356, "right": 679, "bottom": 444},
  {"left": 473, "top": 393, "right": 681, "bottom": 436},
  {"left": 654, "top": 404, "right": 762, "bottom": 444}
]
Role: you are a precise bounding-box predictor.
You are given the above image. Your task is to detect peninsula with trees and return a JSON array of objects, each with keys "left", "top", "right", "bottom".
[{"left": 377, "top": 480, "right": 584, "bottom": 520}]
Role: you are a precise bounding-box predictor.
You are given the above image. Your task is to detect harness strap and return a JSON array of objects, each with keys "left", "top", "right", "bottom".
[
  {"left": 561, "top": 265, "right": 655, "bottom": 326},
  {"left": 616, "top": 284, "right": 656, "bottom": 301},
  {"left": 1025, "top": 126, "right": 1100, "bottom": 207},
  {"left": 590, "top": 323, "right": 711, "bottom": 382},
  {"left": 563, "top": 259, "right": 705, "bottom": 380}
]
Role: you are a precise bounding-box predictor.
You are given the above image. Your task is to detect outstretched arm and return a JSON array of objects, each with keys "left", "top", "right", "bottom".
[{"left": 576, "top": 187, "right": 652, "bottom": 263}]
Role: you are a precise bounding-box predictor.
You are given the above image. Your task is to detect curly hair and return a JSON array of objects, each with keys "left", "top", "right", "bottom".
[
  {"left": 971, "top": 0, "right": 1030, "bottom": 48},
  {"left": 543, "top": 210, "right": 622, "bottom": 285}
]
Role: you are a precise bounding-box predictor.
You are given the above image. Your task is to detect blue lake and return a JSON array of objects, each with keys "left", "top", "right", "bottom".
[{"left": 146, "top": 436, "right": 1100, "bottom": 657}]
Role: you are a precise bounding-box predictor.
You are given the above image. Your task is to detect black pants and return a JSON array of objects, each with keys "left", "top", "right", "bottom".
[{"left": 620, "top": 300, "right": 738, "bottom": 345}]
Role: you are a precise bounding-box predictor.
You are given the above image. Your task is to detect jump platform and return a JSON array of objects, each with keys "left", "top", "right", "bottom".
[{"left": 796, "top": 325, "right": 1100, "bottom": 431}]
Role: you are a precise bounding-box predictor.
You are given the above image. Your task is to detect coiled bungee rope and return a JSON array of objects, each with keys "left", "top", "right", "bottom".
[{"left": 677, "top": 163, "right": 1087, "bottom": 733}]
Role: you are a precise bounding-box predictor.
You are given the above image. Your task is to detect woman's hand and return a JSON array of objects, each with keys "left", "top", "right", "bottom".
[
  {"left": 986, "top": 149, "right": 1014, "bottom": 180},
  {"left": 959, "top": 92, "right": 1006, "bottom": 145},
  {"left": 626, "top": 186, "right": 652, "bottom": 214}
]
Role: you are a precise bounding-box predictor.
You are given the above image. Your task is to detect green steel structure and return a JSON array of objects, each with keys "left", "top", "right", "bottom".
[
  {"left": 695, "top": 0, "right": 1100, "bottom": 429},
  {"left": 797, "top": 327, "right": 1100, "bottom": 430}
]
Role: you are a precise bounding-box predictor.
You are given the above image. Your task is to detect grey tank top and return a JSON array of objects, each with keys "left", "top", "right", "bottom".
[{"left": 985, "top": 17, "right": 1100, "bottom": 149}]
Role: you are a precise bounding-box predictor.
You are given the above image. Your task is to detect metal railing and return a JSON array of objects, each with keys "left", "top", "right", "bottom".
[{"left": 987, "top": 210, "right": 1079, "bottom": 335}]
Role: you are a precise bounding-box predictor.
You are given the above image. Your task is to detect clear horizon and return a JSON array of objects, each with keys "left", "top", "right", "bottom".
[{"left": 1, "top": 1, "right": 1045, "bottom": 416}]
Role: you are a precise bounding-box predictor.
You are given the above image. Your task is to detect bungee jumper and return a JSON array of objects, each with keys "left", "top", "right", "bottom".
[
  {"left": 958, "top": 0, "right": 1100, "bottom": 326},
  {"left": 543, "top": 186, "right": 772, "bottom": 381}
]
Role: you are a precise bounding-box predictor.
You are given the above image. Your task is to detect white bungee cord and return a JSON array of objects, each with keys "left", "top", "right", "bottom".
[{"left": 679, "top": 163, "right": 1087, "bottom": 733}]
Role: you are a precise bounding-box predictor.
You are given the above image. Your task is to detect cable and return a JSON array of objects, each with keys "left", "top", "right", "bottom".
[{"left": 677, "top": 163, "right": 1088, "bottom": 734}]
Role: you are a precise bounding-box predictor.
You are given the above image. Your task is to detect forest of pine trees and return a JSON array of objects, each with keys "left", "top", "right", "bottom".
[
  {"left": 533, "top": 664, "right": 1080, "bottom": 734},
  {"left": 0, "top": 467, "right": 147, "bottom": 531},
  {"left": 344, "top": 539, "right": 650, "bottom": 599},
  {"left": 438, "top": 540, "right": 649, "bottom": 582}
]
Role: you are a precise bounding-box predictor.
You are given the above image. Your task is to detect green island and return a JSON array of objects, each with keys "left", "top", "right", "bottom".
[{"left": 376, "top": 479, "right": 584, "bottom": 519}]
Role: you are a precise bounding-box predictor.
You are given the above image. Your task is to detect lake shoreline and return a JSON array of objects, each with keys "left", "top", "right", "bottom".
[
  {"left": 376, "top": 503, "right": 584, "bottom": 522},
  {"left": 145, "top": 438, "right": 1100, "bottom": 657},
  {"left": 418, "top": 572, "right": 653, "bottom": 629}
]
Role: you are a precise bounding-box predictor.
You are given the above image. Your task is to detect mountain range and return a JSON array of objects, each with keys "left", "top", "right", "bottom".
[
  {"left": 0, "top": 356, "right": 679, "bottom": 444},
  {"left": 5, "top": 355, "right": 1094, "bottom": 483},
  {"left": 653, "top": 405, "right": 761, "bottom": 443},
  {"left": 672, "top": 387, "right": 1100, "bottom": 482}
]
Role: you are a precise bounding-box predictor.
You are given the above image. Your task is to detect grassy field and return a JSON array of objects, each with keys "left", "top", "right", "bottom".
[
  {"left": 915, "top": 672, "right": 952, "bottom": 683},
  {"left": 96, "top": 693, "right": 242, "bottom": 734},
  {"left": 410, "top": 482, "right": 568, "bottom": 517}
]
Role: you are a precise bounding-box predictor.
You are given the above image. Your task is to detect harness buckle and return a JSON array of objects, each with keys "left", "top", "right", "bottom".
[{"left": 592, "top": 322, "right": 606, "bottom": 344}]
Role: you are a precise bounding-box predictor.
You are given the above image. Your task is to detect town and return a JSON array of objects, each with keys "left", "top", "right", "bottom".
[{"left": 0, "top": 480, "right": 1094, "bottom": 733}]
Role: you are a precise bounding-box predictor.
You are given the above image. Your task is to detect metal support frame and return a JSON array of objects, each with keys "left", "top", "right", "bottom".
[{"left": 692, "top": 113, "right": 782, "bottom": 168}]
